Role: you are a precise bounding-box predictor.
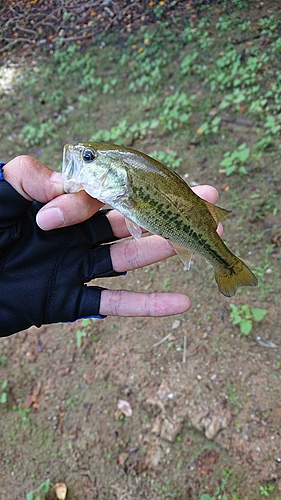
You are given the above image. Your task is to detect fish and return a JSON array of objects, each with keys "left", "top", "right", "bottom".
[{"left": 62, "top": 141, "right": 258, "bottom": 297}]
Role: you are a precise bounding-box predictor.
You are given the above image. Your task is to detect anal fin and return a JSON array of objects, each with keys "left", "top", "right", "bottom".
[{"left": 170, "top": 242, "right": 193, "bottom": 270}]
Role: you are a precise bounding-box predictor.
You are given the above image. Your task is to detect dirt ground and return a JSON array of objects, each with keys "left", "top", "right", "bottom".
[
  {"left": 1, "top": 1, "right": 281, "bottom": 499},
  {"left": 1, "top": 244, "right": 281, "bottom": 499}
]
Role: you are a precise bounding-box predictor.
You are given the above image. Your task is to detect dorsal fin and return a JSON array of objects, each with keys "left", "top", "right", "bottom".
[{"left": 203, "top": 201, "right": 231, "bottom": 226}]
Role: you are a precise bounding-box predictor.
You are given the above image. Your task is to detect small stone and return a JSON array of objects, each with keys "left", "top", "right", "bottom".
[
  {"left": 151, "top": 415, "right": 162, "bottom": 435},
  {"left": 117, "top": 399, "right": 132, "bottom": 417},
  {"left": 172, "top": 320, "right": 181, "bottom": 329},
  {"left": 160, "top": 418, "right": 183, "bottom": 442}
]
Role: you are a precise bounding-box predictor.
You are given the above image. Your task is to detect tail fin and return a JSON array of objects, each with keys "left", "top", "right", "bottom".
[{"left": 215, "top": 258, "right": 258, "bottom": 297}]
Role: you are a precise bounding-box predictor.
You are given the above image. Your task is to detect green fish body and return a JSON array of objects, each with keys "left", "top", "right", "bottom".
[{"left": 62, "top": 141, "right": 258, "bottom": 297}]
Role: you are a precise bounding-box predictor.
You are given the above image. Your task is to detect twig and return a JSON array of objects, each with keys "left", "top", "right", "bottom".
[
  {"left": 0, "top": 38, "right": 33, "bottom": 53},
  {"left": 183, "top": 335, "right": 187, "bottom": 363},
  {"left": 15, "top": 23, "right": 37, "bottom": 36},
  {"left": 233, "top": 33, "right": 267, "bottom": 45},
  {"left": 151, "top": 332, "right": 172, "bottom": 349},
  {"left": 221, "top": 117, "right": 255, "bottom": 128}
]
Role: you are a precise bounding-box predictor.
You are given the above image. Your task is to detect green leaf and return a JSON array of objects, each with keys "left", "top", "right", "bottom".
[
  {"left": 241, "top": 304, "right": 252, "bottom": 319},
  {"left": 76, "top": 330, "right": 87, "bottom": 348},
  {"left": 0, "top": 392, "right": 7, "bottom": 404},
  {"left": 220, "top": 157, "right": 233, "bottom": 167},
  {"left": 251, "top": 308, "right": 267, "bottom": 322},
  {"left": 41, "top": 479, "right": 51, "bottom": 493},
  {"left": 240, "top": 319, "right": 252, "bottom": 335},
  {"left": 238, "top": 166, "right": 248, "bottom": 175},
  {"left": 237, "top": 147, "right": 250, "bottom": 162},
  {"left": 1, "top": 379, "right": 8, "bottom": 390},
  {"left": 225, "top": 165, "right": 237, "bottom": 176},
  {"left": 26, "top": 492, "right": 34, "bottom": 500},
  {"left": 150, "top": 118, "right": 159, "bottom": 129},
  {"left": 232, "top": 315, "right": 242, "bottom": 325}
]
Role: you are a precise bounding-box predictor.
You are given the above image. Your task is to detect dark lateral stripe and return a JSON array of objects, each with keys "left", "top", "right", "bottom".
[{"left": 135, "top": 187, "right": 232, "bottom": 270}]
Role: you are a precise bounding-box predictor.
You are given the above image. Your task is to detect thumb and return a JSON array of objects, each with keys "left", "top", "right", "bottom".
[{"left": 3, "top": 155, "right": 64, "bottom": 202}]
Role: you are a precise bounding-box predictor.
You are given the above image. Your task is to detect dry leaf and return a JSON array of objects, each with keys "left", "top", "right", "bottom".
[{"left": 54, "top": 482, "right": 67, "bottom": 500}]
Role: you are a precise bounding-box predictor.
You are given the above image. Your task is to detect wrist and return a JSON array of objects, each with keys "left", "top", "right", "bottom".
[{"left": 0, "top": 162, "right": 5, "bottom": 180}]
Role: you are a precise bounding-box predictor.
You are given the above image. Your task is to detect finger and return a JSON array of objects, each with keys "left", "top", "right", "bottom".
[
  {"left": 3, "top": 155, "right": 64, "bottom": 202},
  {"left": 3, "top": 155, "right": 103, "bottom": 230},
  {"left": 106, "top": 185, "right": 221, "bottom": 240},
  {"left": 99, "top": 289, "right": 191, "bottom": 317},
  {"left": 192, "top": 184, "right": 219, "bottom": 203},
  {"left": 110, "top": 235, "right": 175, "bottom": 272},
  {"left": 193, "top": 185, "right": 223, "bottom": 236},
  {"left": 36, "top": 191, "right": 103, "bottom": 230}
]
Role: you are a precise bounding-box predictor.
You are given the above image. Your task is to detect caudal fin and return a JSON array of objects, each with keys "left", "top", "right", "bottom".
[{"left": 215, "top": 258, "right": 258, "bottom": 297}]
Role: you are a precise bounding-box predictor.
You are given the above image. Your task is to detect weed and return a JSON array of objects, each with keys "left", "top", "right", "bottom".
[
  {"left": 151, "top": 479, "right": 177, "bottom": 498},
  {"left": 26, "top": 478, "right": 51, "bottom": 500},
  {"left": 0, "top": 380, "right": 8, "bottom": 403},
  {"left": 220, "top": 143, "right": 250, "bottom": 176},
  {"left": 264, "top": 114, "right": 281, "bottom": 136},
  {"left": 16, "top": 405, "right": 32, "bottom": 423},
  {"left": 226, "top": 380, "right": 241, "bottom": 407},
  {"left": 0, "top": 356, "right": 7, "bottom": 367},
  {"left": 197, "top": 116, "right": 221, "bottom": 136},
  {"left": 163, "top": 277, "right": 171, "bottom": 291},
  {"left": 150, "top": 150, "right": 182, "bottom": 169},
  {"left": 76, "top": 329, "right": 87, "bottom": 348},
  {"left": 230, "top": 304, "right": 267, "bottom": 335},
  {"left": 180, "top": 51, "right": 199, "bottom": 76},
  {"left": 259, "top": 483, "right": 275, "bottom": 497},
  {"left": 258, "top": 15, "right": 279, "bottom": 34},
  {"left": 66, "top": 394, "right": 80, "bottom": 409},
  {"left": 158, "top": 90, "right": 193, "bottom": 132}
]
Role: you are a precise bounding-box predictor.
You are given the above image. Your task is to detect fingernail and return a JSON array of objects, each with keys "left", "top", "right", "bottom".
[
  {"left": 50, "top": 171, "right": 63, "bottom": 184},
  {"left": 36, "top": 207, "right": 65, "bottom": 230}
]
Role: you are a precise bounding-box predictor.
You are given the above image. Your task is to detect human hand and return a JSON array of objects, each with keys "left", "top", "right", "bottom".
[{"left": 2, "top": 156, "right": 223, "bottom": 333}]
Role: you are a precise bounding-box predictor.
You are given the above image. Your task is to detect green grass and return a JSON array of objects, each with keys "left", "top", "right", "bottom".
[{"left": 2, "top": 8, "right": 280, "bottom": 172}]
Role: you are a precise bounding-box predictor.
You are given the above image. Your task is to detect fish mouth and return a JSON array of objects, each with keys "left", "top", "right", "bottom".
[{"left": 62, "top": 143, "right": 84, "bottom": 193}]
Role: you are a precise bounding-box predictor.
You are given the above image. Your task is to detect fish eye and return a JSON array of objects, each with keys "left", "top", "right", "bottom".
[{"left": 82, "top": 148, "right": 96, "bottom": 162}]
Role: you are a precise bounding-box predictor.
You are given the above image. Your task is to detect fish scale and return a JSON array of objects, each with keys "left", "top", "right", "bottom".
[{"left": 62, "top": 141, "right": 258, "bottom": 297}]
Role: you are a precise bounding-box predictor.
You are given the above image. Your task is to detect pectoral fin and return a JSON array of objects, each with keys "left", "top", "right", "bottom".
[
  {"left": 125, "top": 217, "right": 142, "bottom": 241},
  {"left": 170, "top": 242, "right": 194, "bottom": 271}
]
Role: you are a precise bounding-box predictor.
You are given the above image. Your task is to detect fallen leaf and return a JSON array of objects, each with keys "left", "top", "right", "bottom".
[
  {"left": 54, "top": 482, "right": 67, "bottom": 500},
  {"left": 117, "top": 452, "right": 129, "bottom": 467},
  {"left": 195, "top": 449, "right": 219, "bottom": 474},
  {"left": 23, "top": 381, "right": 42, "bottom": 408}
]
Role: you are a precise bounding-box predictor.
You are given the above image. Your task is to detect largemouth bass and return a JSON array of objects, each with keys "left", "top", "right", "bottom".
[{"left": 62, "top": 141, "right": 258, "bottom": 297}]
